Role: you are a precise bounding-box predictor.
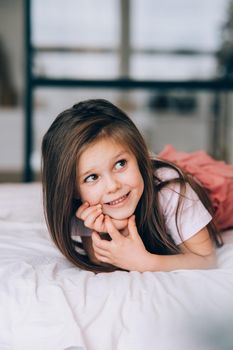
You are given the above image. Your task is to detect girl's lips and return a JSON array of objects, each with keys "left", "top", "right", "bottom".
[{"left": 105, "top": 192, "right": 130, "bottom": 207}]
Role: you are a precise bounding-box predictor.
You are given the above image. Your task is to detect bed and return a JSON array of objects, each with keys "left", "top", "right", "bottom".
[{"left": 0, "top": 183, "right": 233, "bottom": 350}]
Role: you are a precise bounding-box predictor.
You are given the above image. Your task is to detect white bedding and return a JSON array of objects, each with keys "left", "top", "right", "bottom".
[{"left": 0, "top": 183, "right": 233, "bottom": 350}]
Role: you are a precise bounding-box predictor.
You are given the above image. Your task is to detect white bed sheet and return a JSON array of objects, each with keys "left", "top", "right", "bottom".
[{"left": 0, "top": 183, "right": 233, "bottom": 350}]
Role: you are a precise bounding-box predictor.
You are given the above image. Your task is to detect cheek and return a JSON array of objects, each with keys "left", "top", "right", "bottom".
[
  {"left": 131, "top": 171, "right": 144, "bottom": 193},
  {"left": 138, "top": 177, "right": 144, "bottom": 199},
  {"left": 139, "top": 177, "right": 144, "bottom": 195},
  {"left": 79, "top": 185, "right": 102, "bottom": 205}
]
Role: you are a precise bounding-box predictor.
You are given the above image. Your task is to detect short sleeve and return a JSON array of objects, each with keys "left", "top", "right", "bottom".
[{"left": 157, "top": 168, "right": 212, "bottom": 245}]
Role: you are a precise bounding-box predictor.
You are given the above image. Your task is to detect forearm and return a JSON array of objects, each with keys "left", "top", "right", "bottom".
[
  {"left": 144, "top": 251, "right": 217, "bottom": 272},
  {"left": 143, "top": 227, "right": 218, "bottom": 272}
]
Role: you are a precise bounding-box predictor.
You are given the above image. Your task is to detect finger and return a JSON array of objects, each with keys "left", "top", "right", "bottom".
[
  {"left": 105, "top": 215, "right": 121, "bottom": 241},
  {"left": 92, "top": 232, "right": 111, "bottom": 251},
  {"left": 94, "top": 253, "right": 111, "bottom": 264},
  {"left": 93, "top": 244, "right": 111, "bottom": 258},
  {"left": 76, "top": 202, "right": 89, "bottom": 218},
  {"left": 82, "top": 204, "right": 102, "bottom": 221},
  {"left": 84, "top": 207, "right": 102, "bottom": 228},
  {"left": 78, "top": 204, "right": 102, "bottom": 222},
  {"left": 94, "top": 214, "right": 105, "bottom": 232},
  {"left": 128, "top": 215, "right": 138, "bottom": 238}
]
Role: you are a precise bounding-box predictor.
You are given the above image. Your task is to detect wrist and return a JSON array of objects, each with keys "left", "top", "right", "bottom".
[{"left": 143, "top": 252, "right": 160, "bottom": 272}]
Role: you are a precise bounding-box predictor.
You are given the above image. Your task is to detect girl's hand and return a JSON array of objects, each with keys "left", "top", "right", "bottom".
[
  {"left": 76, "top": 202, "right": 128, "bottom": 233},
  {"left": 92, "top": 215, "right": 150, "bottom": 272},
  {"left": 76, "top": 202, "right": 105, "bottom": 233}
]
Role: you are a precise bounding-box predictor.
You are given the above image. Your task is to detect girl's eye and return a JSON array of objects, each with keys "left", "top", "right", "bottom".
[
  {"left": 115, "top": 159, "right": 127, "bottom": 170},
  {"left": 84, "top": 174, "right": 98, "bottom": 183}
]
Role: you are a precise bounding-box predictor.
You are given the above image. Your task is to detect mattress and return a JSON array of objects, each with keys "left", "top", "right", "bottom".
[{"left": 0, "top": 183, "right": 233, "bottom": 350}]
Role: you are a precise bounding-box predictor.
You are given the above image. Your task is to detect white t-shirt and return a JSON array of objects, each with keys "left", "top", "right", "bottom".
[
  {"left": 156, "top": 167, "right": 212, "bottom": 245},
  {"left": 71, "top": 167, "right": 212, "bottom": 245}
]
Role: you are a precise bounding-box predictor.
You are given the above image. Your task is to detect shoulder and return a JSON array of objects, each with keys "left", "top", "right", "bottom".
[
  {"left": 155, "top": 166, "right": 180, "bottom": 182},
  {"left": 156, "top": 166, "right": 198, "bottom": 210},
  {"left": 155, "top": 166, "right": 210, "bottom": 224},
  {"left": 155, "top": 168, "right": 212, "bottom": 245},
  {"left": 156, "top": 167, "right": 186, "bottom": 214}
]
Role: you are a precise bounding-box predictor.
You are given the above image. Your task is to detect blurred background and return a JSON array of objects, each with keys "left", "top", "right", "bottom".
[{"left": 0, "top": 0, "right": 233, "bottom": 182}]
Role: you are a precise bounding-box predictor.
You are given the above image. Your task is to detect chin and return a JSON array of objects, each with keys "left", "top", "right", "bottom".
[
  {"left": 107, "top": 210, "right": 134, "bottom": 221},
  {"left": 111, "top": 217, "right": 129, "bottom": 231}
]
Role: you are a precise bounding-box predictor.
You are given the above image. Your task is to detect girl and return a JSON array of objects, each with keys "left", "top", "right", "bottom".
[{"left": 41, "top": 99, "right": 223, "bottom": 273}]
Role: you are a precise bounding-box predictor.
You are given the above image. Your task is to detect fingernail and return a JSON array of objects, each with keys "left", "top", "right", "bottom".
[{"left": 96, "top": 204, "right": 102, "bottom": 208}]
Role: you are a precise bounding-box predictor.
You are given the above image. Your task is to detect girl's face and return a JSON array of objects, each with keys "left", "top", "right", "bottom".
[{"left": 77, "top": 137, "right": 144, "bottom": 220}]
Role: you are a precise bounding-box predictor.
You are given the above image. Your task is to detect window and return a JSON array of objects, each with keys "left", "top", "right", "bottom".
[{"left": 31, "top": 0, "right": 231, "bottom": 80}]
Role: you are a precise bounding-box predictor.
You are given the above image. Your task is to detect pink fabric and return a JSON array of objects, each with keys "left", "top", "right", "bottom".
[{"left": 158, "top": 144, "right": 233, "bottom": 230}]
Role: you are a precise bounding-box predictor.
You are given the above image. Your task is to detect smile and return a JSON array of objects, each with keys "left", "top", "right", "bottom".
[{"left": 106, "top": 192, "right": 130, "bottom": 206}]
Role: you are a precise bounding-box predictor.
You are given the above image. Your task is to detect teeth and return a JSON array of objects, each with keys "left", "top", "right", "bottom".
[{"left": 108, "top": 194, "right": 127, "bottom": 205}]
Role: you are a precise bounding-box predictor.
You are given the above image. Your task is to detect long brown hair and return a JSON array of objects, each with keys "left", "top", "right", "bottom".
[{"left": 41, "top": 99, "right": 222, "bottom": 273}]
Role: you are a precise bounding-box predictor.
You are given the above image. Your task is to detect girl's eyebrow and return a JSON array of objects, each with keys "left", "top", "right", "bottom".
[
  {"left": 112, "top": 150, "right": 129, "bottom": 160},
  {"left": 79, "top": 150, "right": 129, "bottom": 178}
]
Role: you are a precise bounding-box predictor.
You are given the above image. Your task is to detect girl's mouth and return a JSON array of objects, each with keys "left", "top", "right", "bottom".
[{"left": 106, "top": 192, "right": 130, "bottom": 206}]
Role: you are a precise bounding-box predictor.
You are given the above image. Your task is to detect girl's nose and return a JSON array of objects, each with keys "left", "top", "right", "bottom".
[{"left": 105, "top": 175, "right": 120, "bottom": 193}]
